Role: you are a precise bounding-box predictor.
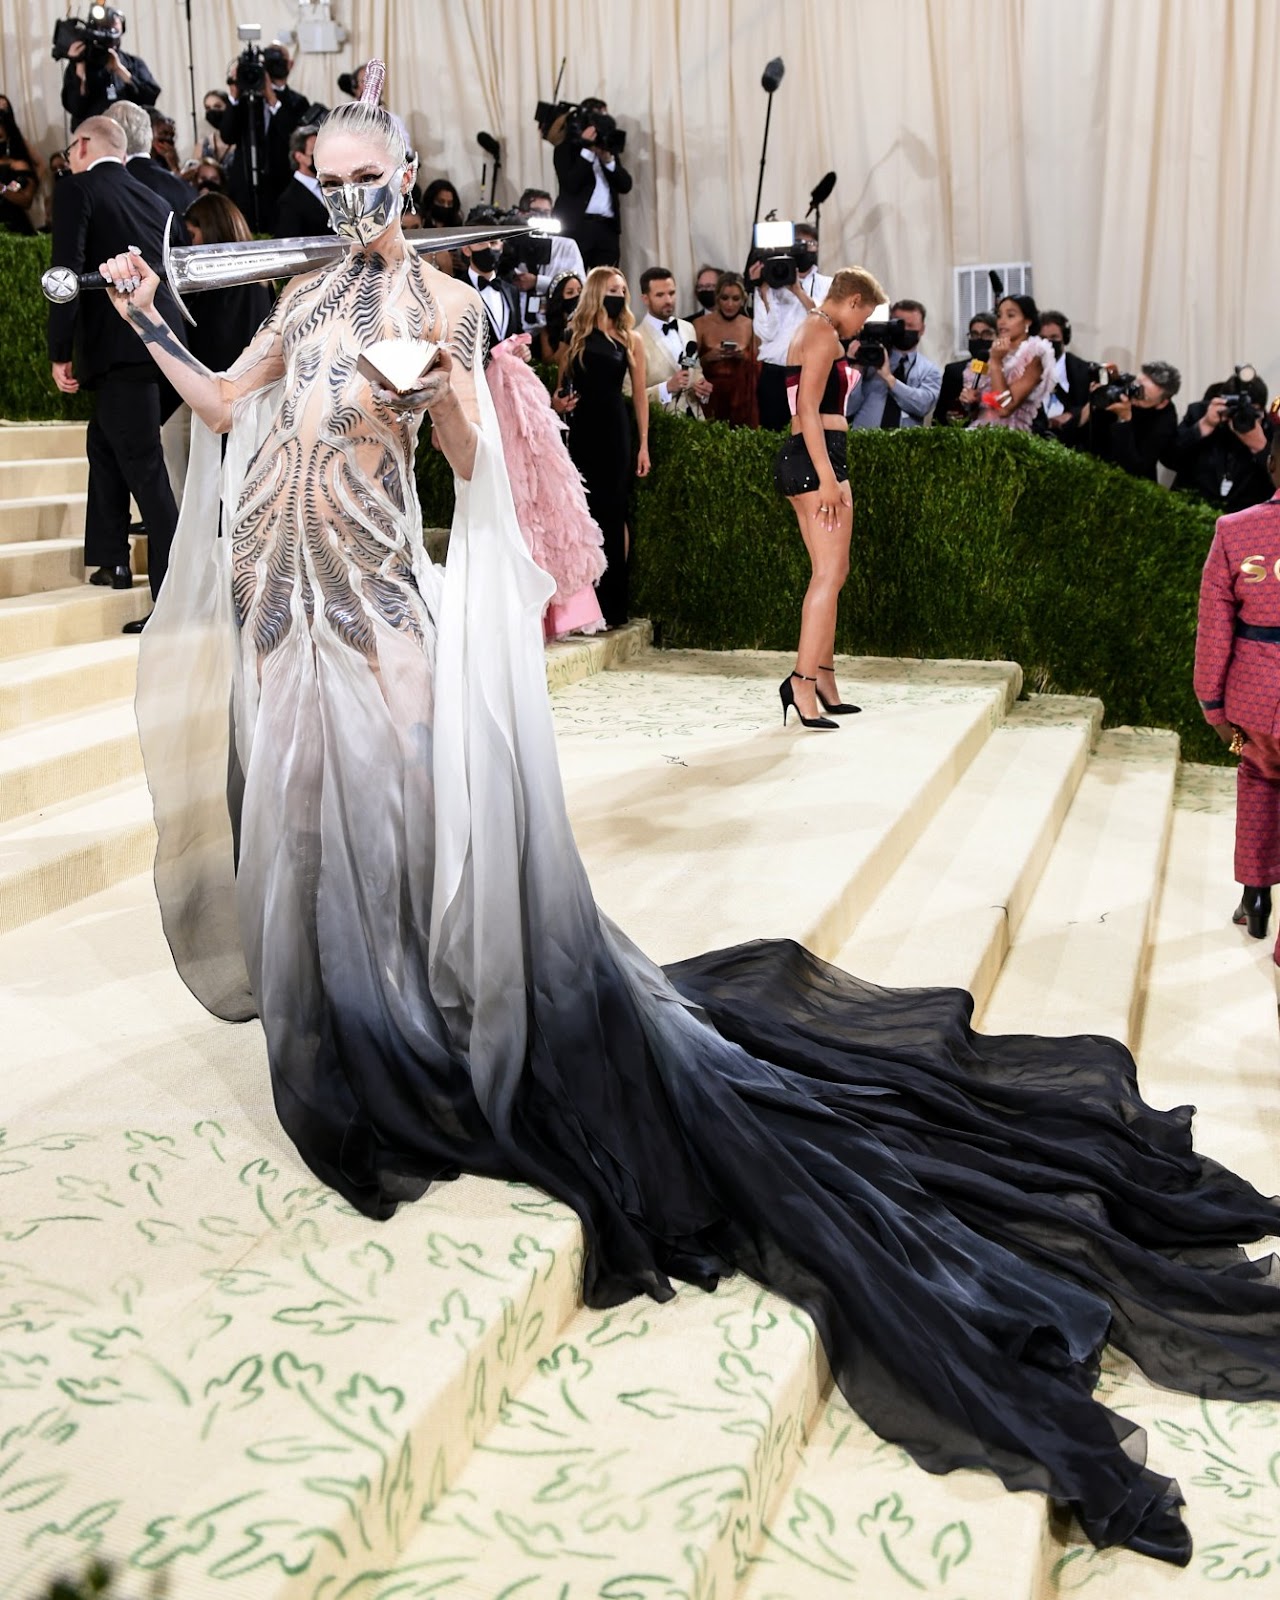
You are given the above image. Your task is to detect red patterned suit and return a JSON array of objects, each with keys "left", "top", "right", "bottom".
[{"left": 1195, "top": 492, "right": 1280, "bottom": 925}]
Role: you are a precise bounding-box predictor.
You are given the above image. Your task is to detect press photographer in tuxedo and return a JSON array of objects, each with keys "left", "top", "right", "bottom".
[
  {"left": 462, "top": 211, "right": 522, "bottom": 349},
  {"left": 271, "top": 125, "right": 330, "bottom": 238},
  {"left": 553, "top": 99, "right": 633, "bottom": 270},
  {"left": 223, "top": 41, "right": 312, "bottom": 231},
  {"left": 47, "top": 116, "right": 187, "bottom": 631}
]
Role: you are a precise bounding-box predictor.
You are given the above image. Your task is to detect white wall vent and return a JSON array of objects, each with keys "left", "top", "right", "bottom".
[{"left": 953, "top": 262, "right": 1034, "bottom": 338}]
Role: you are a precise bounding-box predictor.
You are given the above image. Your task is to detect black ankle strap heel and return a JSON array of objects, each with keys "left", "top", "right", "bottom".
[{"left": 779, "top": 671, "right": 838, "bottom": 730}]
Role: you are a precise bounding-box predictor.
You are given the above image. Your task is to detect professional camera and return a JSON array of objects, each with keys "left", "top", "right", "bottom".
[
  {"left": 851, "top": 316, "right": 908, "bottom": 366},
  {"left": 51, "top": 5, "right": 120, "bottom": 66},
  {"left": 751, "top": 220, "right": 819, "bottom": 291},
  {"left": 1094, "top": 372, "right": 1142, "bottom": 407},
  {"left": 534, "top": 99, "right": 626, "bottom": 155},
  {"left": 1220, "top": 366, "right": 1264, "bottom": 433},
  {"left": 233, "top": 24, "right": 289, "bottom": 99}
]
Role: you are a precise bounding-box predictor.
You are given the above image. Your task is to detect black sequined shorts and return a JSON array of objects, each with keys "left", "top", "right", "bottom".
[{"left": 773, "top": 428, "right": 849, "bottom": 497}]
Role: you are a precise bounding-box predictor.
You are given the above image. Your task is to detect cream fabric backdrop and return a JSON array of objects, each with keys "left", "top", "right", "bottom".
[{"left": 4, "top": 0, "right": 1278, "bottom": 401}]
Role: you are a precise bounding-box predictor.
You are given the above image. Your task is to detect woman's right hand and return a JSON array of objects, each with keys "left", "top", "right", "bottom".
[
  {"left": 815, "top": 475, "right": 850, "bottom": 527},
  {"left": 989, "top": 334, "right": 1012, "bottom": 362},
  {"left": 97, "top": 248, "right": 160, "bottom": 320},
  {"left": 550, "top": 390, "right": 578, "bottom": 415}
]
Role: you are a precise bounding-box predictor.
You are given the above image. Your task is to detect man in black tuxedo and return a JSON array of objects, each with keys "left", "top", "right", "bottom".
[
  {"left": 61, "top": 8, "right": 161, "bottom": 130},
  {"left": 461, "top": 213, "right": 522, "bottom": 351},
  {"left": 1038, "top": 310, "right": 1093, "bottom": 447},
  {"left": 552, "top": 98, "right": 632, "bottom": 269},
  {"left": 48, "top": 116, "right": 188, "bottom": 632},
  {"left": 271, "top": 126, "right": 331, "bottom": 238},
  {"left": 106, "top": 101, "right": 195, "bottom": 222},
  {"left": 223, "top": 43, "right": 313, "bottom": 232}
]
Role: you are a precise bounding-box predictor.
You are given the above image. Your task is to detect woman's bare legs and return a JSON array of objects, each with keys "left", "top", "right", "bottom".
[{"left": 788, "top": 488, "right": 853, "bottom": 720}]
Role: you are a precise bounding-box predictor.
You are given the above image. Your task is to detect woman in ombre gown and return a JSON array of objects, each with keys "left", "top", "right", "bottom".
[{"left": 96, "top": 83, "right": 1280, "bottom": 1570}]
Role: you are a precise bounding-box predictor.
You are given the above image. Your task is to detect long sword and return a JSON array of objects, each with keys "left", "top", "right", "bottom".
[{"left": 41, "top": 218, "right": 554, "bottom": 326}]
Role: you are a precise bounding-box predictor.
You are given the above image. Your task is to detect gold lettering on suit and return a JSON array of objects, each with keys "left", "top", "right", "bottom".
[{"left": 1240, "top": 555, "right": 1267, "bottom": 583}]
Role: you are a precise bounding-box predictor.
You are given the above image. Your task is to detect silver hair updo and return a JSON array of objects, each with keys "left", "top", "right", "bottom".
[{"left": 315, "top": 60, "right": 414, "bottom": 169}]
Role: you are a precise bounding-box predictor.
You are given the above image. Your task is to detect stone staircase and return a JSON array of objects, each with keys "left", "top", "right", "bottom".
[{"left": 1, "top": 423, "right": 1275, "bottom": 1600}]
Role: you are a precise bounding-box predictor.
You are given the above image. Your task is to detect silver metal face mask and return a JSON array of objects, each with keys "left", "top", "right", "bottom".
[{"left": 323, "top": 164, "right": 407, "bottom": 245}]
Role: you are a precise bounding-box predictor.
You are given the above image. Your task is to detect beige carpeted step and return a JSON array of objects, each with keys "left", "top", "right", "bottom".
[
  {"left": 0, "top": 580, "right": 151, "bottom": 660},
  {"left": 0, "top": 536, "right": 86, "bottom": 598},
  {"left": 0, "top": 775, "right": 155, "bottom": 934},
  {"left": 979, "top": 727, "right": 1180, "bottom": 1044},
  {"left": 552, "top": 650, "right": 1022, "bottom": 966},
  {"left": 0, "top": 421, "right": 87, "bottom": 460},
  {"left": 0, "top": 491, "right": 86, "bottom": 545},
  {"left": 0, "top": 636, "right": 138, "bottom": 733},
  {"left": 834, "top": 694, "right": 1101, "bottom": 1010},
  {"left": 0, "top": 698, "right": 142, "bottom": 821},
  {"left": 0, "top": 454, "right": 88, "bottom": 499}
]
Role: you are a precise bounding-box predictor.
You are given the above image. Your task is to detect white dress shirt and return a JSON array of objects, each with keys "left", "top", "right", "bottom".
[
  {"left": 1043, "top": 349, "right": 1070, "bottom": 419},
  {"left": 469, "top": 269, "right": 510, "bottom": 340},
  {"left": 582, "top": 148, "right": 618, "bottom": 219},
  {"left": 753, "top": 269, "right": 833, "bottom": 366}
]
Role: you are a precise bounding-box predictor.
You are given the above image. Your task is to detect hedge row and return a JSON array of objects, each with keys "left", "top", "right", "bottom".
[
  {"left": 0, "top": 233, "right": 93, "bottom": 422},
  {"left": 420, "top": 408, "right": 1223, "bottom": 764},
  {"left": 0, "top": 235, "right": 1222, "bottom": 762}
]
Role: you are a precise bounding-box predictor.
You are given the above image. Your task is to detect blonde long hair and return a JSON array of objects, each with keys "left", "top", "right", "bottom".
[{"left": 565, "top": 265, "right": 634, "bottom": 370}]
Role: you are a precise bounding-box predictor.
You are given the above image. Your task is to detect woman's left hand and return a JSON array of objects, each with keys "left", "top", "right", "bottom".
[
  {"left": 636, "top": 444, "right": 651, "bottom": 478},
  {"left": 371, "top": 346, "right": 455, "bottom": 413}
]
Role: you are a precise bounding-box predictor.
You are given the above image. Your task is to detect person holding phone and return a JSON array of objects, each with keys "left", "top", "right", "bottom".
[{"left": 695, "top": 271, "right": 759, "bottom": 427}]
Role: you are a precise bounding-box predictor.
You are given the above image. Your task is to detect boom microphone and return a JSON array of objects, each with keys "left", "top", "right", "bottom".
[
  {"left": 808, "top": 170, "right": 837, "bottom": 208},
  {"left": 761, "top": 57, "right": 785, "bottom": 93},
  {"left": 477, "top": 130, "right": 501, "bottom": 158}
]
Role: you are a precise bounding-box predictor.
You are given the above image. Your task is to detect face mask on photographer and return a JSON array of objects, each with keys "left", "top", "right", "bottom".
[
  {"left": 895, "top": 329, "right": 921, "bottom": 352},
  {"left": 430, "top": 202, "right": 454, "bottom": 224},
  {"left": 322, "top": 163, "right": 408, "bottom": 246},
  {"left": 795, "top": 241, "right": 818, "bottom": 272},
  {"left": 205, "top": 107, "right": 224, "bottom": 130},
  {"left": 967, "top": 333, "right": 993, "bottom": 360},
  {"left": 695, "top": 287, "right": 717, "bottom": 310},
  {"left": 469, "top": 246, "right": 498, "bottom": 273},
  {"left": 603, "top": 292, "right": 626, "bottom": 321},
  {"left": 1048, "top": 338, "right": 1064, "bottom": 360}
]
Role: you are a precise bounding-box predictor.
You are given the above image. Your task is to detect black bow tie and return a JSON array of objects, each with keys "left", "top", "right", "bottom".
[{"left": 661, "top": 320, "right": 678, "bottom": 336}]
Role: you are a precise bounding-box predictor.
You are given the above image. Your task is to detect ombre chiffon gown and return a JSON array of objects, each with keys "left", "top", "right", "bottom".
[{"left": 135, "top": 242, "right": 1280, "bottom": 1568}]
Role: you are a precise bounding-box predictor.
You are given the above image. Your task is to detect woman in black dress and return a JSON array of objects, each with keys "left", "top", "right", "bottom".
[
  {"left": 558, "top": 265, "right": 649, "bottom": 627},
  {"left": 183, "top": 193, "right": 273, "bottom": 370}
]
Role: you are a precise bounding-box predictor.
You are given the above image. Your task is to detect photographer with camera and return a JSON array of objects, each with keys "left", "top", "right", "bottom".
[
  {"left": 223, "top": 38, "right": 312, "bottom": 232},
  {"left": 1169, "top": 366, "right": 1274, "bottom": 514},
  {"left": 505, "top": 188, "right": 585, "bottom": 334},
  {"left": 846, "top": 299, "right": 942, "bottom": 429},
  {"left": 749, "top": 222, "right": 830, "bottom": 430},
  {"left": 58, "top": 6, "right": 160, "bottom": 131},
  {"left": 552, "top": 97, "right": 632, "bottom": 270},
  {"left": 1084, "top": 361, "right": 1181, "bottom": 481}
]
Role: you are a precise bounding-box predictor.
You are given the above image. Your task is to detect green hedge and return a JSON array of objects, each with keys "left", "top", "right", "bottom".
[
  {"left": 419, "top": 409, "right": 1222, "bottom": 763},
  {"left": 0, "top": 234, "right": 1219, "bottom": 763},
  {"left": 0, "top": 234, "right": 93, "bottom": 422}
]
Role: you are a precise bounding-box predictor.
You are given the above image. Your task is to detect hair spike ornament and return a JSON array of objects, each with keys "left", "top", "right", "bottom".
[{"left": 360, "top": 60, "right": 386, "bottom": 106}]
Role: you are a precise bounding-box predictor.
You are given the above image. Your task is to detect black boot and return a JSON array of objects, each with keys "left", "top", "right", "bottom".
[{"left": 1232, "top": 886, "right": 1272, "bottom": 939}]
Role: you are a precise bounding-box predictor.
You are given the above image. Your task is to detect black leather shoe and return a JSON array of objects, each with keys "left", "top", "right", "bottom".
[
  {"left": 111, "top": 565, "right": 134, "bottom": 590},
  {"left": 1232, "top": 885, "right": 1272, "bottom": 939},
  {"left": 88, "top": 566, "right": 114, "bottom": 586},
  {"left": 121, "top": 612, "right": 151, "bottom": 635}
]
